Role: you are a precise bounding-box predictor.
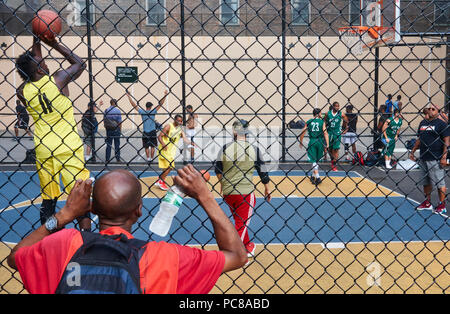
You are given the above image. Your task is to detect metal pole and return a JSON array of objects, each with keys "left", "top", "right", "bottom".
[
  {"left": 373, "top": 47, "right": 380, "bottom": 147},
  {"left": 281, "top": 0, "right": 287, "bottom": 162},
  {"left": 180, "top": 0, "right": 187, "bottom": 164},
  {"left": 446, "top": 35, "right": 450, "bottom": 117},
  {"left": 85, "top": 0, "right": 95, "bottom": 162}
]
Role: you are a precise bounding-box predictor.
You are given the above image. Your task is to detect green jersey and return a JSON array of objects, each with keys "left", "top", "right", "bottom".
[
  {"left": 385, "top": 117, "right": 402, "bottom": 139},
  {"left": 307, "top": 118, "right": 324, "bottom": 139},
  {"left": 326, "top": 110, "right": 342, "bottom": 135}
]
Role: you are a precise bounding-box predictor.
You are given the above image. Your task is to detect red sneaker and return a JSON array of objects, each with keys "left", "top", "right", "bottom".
[
  {"left": 416, "top": 200, "right": 433, "bottom": 211},
  {"left": 246, "top": 242, "right": 256, "bottom": 258},
  {"left": 434, "top": 202, "right": 447, "bottom": 214},
  {"left": 331, "top": 161, "right": 337, "bottom": 171},
  {"left": 157, "top": 179, "right": 169, "bottom": 191}
]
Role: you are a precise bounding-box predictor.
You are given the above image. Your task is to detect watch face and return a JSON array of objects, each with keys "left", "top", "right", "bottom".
[{"left": 45, "top": 216, "right": 58, "bottom": 231}]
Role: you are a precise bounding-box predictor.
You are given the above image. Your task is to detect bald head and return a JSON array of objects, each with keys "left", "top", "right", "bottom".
[{"left": 92, "top": 170, "right": 142, "bottom": 224}]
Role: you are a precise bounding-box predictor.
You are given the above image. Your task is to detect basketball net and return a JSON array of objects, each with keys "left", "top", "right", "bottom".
[{"left": 339, "top": 26, "right": 395, "bottom": 56}]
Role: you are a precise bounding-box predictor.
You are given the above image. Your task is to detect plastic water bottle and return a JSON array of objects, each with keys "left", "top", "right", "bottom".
[{"left": 149, "top": 185, "right": 185, "bottom": 237}]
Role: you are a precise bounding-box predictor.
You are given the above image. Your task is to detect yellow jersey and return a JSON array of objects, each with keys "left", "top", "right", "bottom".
[
  {"left": 22, "top": 75, "right": 83, "bottom": 157},
  {"left": 158, "top": 123, "right": 182, "bottom": 159}
]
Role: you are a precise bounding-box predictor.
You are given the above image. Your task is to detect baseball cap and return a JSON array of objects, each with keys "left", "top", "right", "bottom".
[{"left": 232, "top": 119, "right": 249, "bottom": 135}]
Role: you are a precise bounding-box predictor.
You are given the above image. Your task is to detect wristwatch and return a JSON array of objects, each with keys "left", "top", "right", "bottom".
[{"left": 44, "top": 215, "right": 59, "bottom": 233}]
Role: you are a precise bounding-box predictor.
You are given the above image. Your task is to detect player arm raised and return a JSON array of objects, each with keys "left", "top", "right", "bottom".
[
  {"left": 40, "top": 36, "right": 86, "bottom": 96},
  {"left": 126, "top": 93, "right": 138, "bottom": 111},
  {"left": 155, "top": 90, "right": 169, "bottom": 112}
]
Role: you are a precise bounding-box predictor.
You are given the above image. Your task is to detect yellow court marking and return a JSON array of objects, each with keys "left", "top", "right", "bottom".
[
  {"left": 140, "top": 175, "right": 402, "bottom": 199},
  {"left": 2, "top": 174, "right": 401, "bottom": 212}
]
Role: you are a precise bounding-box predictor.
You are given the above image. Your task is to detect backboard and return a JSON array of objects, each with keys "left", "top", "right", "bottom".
[{"left": 340, "top": 0, "right": 401, "bottom": 54}]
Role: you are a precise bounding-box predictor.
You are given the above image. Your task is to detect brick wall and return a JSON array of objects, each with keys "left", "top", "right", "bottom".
[{"left": 1, "top": 0, "right": 446, "bottom": 36}]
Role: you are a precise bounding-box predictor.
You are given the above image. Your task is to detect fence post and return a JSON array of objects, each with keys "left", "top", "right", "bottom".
[
  {"left": 373, "top": 46, "right": 380, "bottom": 147},
  {"left": 281, "top": 0, "right": 287, "bottom": 162},
  {"left": 85, "top": 0, "right": 95, "bottom": 162}
]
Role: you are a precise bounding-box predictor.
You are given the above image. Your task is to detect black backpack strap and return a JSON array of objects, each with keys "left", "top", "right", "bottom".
[
  {"left": 79, "top": 232, "right": 133, "bottom": 261},
  {"left": 83, "top": 232, "right": 148, "bottom": 260}
]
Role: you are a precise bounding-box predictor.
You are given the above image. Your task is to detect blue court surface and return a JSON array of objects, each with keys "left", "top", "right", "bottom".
[{"left": 0, "top": 170, "right": 448, "bottom": 245}]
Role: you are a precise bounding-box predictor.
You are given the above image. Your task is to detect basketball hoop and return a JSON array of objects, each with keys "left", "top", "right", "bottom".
[{"left": 339, "top": 26, "right": 396, "bottom": 56}]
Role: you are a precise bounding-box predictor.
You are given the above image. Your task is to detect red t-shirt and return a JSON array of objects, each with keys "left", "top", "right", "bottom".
[{"left": 14, "top": 227, "right": 225, "bottom": 294}]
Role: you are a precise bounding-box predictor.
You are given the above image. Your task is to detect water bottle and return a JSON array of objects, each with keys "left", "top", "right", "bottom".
[{"left": 149, "top": 185, "right": 185, "bottom": 237}]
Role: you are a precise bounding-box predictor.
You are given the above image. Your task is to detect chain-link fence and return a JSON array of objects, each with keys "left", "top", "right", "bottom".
[{"left": 0, "top": 0, "right": 449, "bottom": 294}]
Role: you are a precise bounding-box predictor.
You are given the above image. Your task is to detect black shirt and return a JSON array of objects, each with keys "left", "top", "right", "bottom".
[
  {"left": 346, "top": 113, "right": 358, "bottom": 133},
  {"left": 16, "top": 103, "right": 29, "bottom": 123},
  {"left": 417, "top": 118, "right": 450, "bottom": 161}
]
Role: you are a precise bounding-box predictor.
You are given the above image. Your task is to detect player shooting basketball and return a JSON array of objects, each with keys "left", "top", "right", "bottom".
[{"left": 16, "top": 35, "right": 91, "bottom": 229}]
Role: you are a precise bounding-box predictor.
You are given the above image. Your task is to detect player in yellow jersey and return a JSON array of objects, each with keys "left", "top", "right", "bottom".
[
  {"left": 156, "top": 114, "right": 194, "bottom": 190},
  {"left": 16, "top": 36, "right": 91, "bottom": 230}
]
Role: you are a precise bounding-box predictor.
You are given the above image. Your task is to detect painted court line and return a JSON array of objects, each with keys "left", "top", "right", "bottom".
[{"left": 354, "top": 171, "right": 449, "bottom": 219}]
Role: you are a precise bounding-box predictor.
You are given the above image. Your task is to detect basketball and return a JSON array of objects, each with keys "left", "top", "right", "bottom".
[
  {"left": 200, "top": 170, "right": 210, "bottom": 182},
  {"left": 32, "top": 10, "right": 61, "bottom": 40}
]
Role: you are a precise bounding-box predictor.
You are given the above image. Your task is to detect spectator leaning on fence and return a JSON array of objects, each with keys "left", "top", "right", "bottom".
[
  {"left": 410, "top": 104, "right": 450, "bottom": 214},
  {"left": 6, "top": 166, "right": 248, "bottom": 294},
  {"left": 104, "top": 99, "right": 122, "bottom": 163}
]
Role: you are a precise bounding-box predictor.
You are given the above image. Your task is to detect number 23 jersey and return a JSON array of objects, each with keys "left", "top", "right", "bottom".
[{"left": 23, "top": 75, "right": 83, "bottom": 156}]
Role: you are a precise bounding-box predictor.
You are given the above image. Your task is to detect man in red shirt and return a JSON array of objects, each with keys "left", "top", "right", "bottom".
[{"left": 7, "top": 166, "right": 247, "bottom": 294}]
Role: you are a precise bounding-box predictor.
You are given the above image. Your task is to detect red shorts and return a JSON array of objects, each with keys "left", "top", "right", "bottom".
[{"left": 224, "top": 193, "right": 256, "bottom": 249}]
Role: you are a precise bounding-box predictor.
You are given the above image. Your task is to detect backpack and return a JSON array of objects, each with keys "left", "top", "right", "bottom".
[
  {"left": 104, "top": 118, "right": 119, "bottom": 131},
  {"left": 55, "top": 232, "right": 147, "bottom": 294},
  {"left": 81, "top": 111, "right": 97, "bottom": 135},
  {"left": 288, "top": 120, "right": 305, "bottom": 129},
  {"left": 352, "top": 151, "right": 364, "bottom": 166},
  {"left": 365, "top": 150, "right": 381, "bottom": 167}
]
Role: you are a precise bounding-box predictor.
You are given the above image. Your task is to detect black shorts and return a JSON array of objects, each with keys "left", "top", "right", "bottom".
[
  {"left": 83, "top": 132, "right": 95, "bottom": 145},
  {"left": 143, "top": 130, "right": 157, "bottom": 148},
  {"left": 15, "top": 120, "right": 29, "bottom": 130}
]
